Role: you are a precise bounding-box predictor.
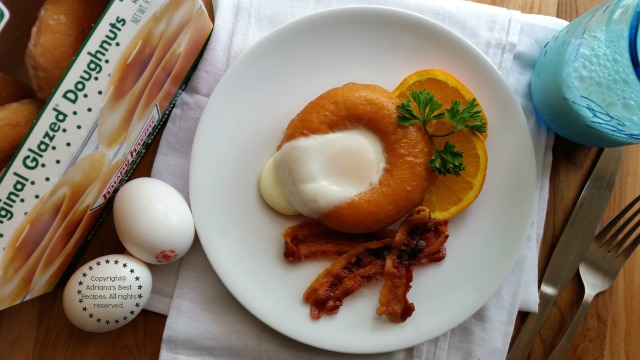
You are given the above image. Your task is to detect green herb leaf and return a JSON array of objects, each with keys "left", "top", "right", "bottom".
[
  {"left": 396, "top": 89, "right": 487, "bottom": 176},
  {"left": 396, "top": 91, "right": 446, "bottom": 128},
  {"left": 445, "top": 98, "right": 487, "bottom": 134},
  {"left": 429, "top": 141, "right": 465, "bottom": 176},
  {"left": 409, "top": 90, "right": 444, "bottom": 124},
  {"left": 396, "top": 99, "right": 422, "bottom": 126}
]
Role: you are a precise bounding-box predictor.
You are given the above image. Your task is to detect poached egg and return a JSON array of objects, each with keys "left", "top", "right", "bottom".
[{"left": 259, "top": 128, "right": 386, "bottom": 218}]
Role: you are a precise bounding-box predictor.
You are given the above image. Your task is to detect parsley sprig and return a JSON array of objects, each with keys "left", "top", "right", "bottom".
[{"left": 397, "top": 90, "right": 487, "bottom": 176}]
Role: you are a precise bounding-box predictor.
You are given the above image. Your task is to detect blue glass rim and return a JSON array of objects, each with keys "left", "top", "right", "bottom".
[{"left": 630, "top": 3, "right": 640, "bottom": 80}]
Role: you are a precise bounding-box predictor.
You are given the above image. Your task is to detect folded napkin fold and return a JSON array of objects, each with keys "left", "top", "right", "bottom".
[{"left": 147, "top": 0, "right": 567, "bottom": 358}]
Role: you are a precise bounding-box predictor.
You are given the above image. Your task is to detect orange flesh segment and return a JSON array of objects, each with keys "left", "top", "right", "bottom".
[{"left": 392, "top": 69, "right": 488, "bottom": 220}]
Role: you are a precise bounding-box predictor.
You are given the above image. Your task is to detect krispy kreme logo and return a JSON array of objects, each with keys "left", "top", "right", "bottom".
[{"left": 91, "top": 104, "right": 161, "bottom": 211}]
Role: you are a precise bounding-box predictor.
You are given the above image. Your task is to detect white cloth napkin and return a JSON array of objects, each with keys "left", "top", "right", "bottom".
[{"left": 147, "top": 0, "right": 567, "bottom": 358}]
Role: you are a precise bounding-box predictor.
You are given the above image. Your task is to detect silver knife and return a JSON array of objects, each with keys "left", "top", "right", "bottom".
[{"left": 507, "top": 146, "right": 623, "bottom": 359}]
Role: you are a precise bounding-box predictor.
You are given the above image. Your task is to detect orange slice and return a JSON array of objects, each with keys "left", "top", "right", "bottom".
[
  {"left": 392, "top": 68, "right": 487, "bottom": 139},
  {"left": 392, "top": 69, "right": 488, "bottom": 219}
]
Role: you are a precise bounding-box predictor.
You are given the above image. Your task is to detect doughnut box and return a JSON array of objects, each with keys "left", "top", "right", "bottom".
[
  {"left": 0, "top": 0, "right": 213, "bottom": 310},
  {"left": 0, "top": 4, "right": 7, "bottom": 33}
]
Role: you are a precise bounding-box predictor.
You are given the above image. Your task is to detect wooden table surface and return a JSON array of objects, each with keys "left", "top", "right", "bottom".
[{"left": 1, "top": 0, "right": 639, "bottom": 359}]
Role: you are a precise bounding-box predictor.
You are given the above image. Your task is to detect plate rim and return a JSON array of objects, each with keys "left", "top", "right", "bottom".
[{"left": 189, "top": 4, "right": 537, "bottom": 354}]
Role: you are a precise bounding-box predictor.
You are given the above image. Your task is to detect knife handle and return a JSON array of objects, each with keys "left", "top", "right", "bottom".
[{"left": 506, "top": 290, "right": 556, "bottom": 359}]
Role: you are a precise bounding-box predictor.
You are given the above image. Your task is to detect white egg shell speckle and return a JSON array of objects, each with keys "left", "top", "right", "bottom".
[
  {"left": 113, "top": 177, "right": 195, "bottom": 264},
  {"left": 63, "top": 254, "right": 152, "bottom": 332}
]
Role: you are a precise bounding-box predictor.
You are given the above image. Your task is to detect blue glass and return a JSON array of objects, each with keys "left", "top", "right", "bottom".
[{"left": 531, "top": 0, "right": 640, "bottom": 147}]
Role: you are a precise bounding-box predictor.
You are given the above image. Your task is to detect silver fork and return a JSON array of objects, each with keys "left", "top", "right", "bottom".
[{"left": 548, "top": 193, "right": 640, "bottom": 360}]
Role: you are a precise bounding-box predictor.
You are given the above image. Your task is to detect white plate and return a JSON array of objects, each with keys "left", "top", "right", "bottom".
[{"left": 190, "top": 6, "right": 536, "bottom": 354}]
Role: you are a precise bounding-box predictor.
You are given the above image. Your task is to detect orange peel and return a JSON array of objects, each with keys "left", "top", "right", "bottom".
[{"left": 392, "top": 69, "right": 488, "bottom": 219}]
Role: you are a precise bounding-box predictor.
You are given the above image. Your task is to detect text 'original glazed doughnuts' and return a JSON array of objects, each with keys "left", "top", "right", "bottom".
[{"left": 260, "top": 83, "right": 429, "bottom": 233}]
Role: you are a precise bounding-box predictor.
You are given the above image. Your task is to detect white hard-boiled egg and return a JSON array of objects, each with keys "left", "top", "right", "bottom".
[
  {"left": 63, "top": 254, "right": 152, "bottom": 332},
  {"left": 113, "top": 177, "right": 194, "bottom": 265}
]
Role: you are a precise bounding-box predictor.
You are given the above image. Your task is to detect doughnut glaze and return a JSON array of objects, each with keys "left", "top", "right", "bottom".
[
  {"left": 25, "top": 0, "right": 110, "bottom": 100},
  {"left": 0, "top": 151, "right": 109, "bottom": 306},
  {"left": 0, "top": 98, "right": 44, "bottom": 169},
  {"left": 98, "top": 0, "right": 202, "bottom": 149},
  {"left": 279, "top": 83, "right": 429, "bottom": 233}
]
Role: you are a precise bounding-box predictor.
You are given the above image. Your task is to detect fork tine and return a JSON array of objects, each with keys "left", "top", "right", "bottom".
[
  {"left": 620, "top": 232, "right": 640, "bottom": 259},
  {"left": 598, "top": 194, "right": 640, "bottom": 250},
  {"left": 547, "top": 195, "right": 640, "bottom": 360},
  {"left": 612, "top": 206, "right": 640, "bottom": 256},
  {"left": 617, "top": 203, "right": 640, "bottom": 258}
]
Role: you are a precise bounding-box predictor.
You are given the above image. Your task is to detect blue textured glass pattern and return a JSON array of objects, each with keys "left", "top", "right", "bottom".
[{"left": 630, "top": 4, "right": 640, "bottom": 80}]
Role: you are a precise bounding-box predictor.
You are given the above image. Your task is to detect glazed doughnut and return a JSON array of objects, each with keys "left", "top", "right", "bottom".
[
  {"left": 0, "top": 72, "right": 34, "bottom": 106},
  {"left": 0, "top": 151, "right": 109, "bottom": 308},
  {"left": 124, "top": 4, "right": 212, "bottom": 150},
  {"left": 25, "top": 0, "right": 109, "bottom": 100},
  {"left": 98, "top": 0, "right": 201, "bottom": 149},
  {"left": 0, "top": 98, "right": 44, "bottom": 169},
  {"left": 29, "top": 156, "right": 122, "bottom": 298},
  {"left": 279, "top": 83, "right": 429, "bottom": 233}
]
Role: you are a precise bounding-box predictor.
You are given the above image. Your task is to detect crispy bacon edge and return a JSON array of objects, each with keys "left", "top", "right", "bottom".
[
  {"left": 302, "top": 239, "right": 393, "bottom": 319},
  {"left": 297, "top": 207, "right": 448, "bottom": 321},
  {"left": 283, "top": 221, "right": 395, "bottom": 261},
  {"left": 376, "top": 207, "right": 449, "bottom": 323}
]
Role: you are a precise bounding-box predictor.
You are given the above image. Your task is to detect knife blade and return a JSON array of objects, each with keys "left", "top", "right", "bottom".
[{"left": 507, "top": 146, "right": 623, "bottom": 359}]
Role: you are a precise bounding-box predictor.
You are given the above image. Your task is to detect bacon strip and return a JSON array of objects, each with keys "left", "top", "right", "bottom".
[
  {"left": 302, "top": 239, "right": 392, "bottom": 319},
  {"left": 376, "top": 207, "right": 449, "bottom": 323},
  {"left": 299, "top": 207, "right": 448, "bottom": 321},
  {"left": 283, "top": 222, "right": 395, "bottom": 261}
]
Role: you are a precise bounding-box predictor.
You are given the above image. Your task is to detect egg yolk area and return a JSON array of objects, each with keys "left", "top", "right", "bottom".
[{"left": 279, "top": 83, "right": 429, "bottom": 233}]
